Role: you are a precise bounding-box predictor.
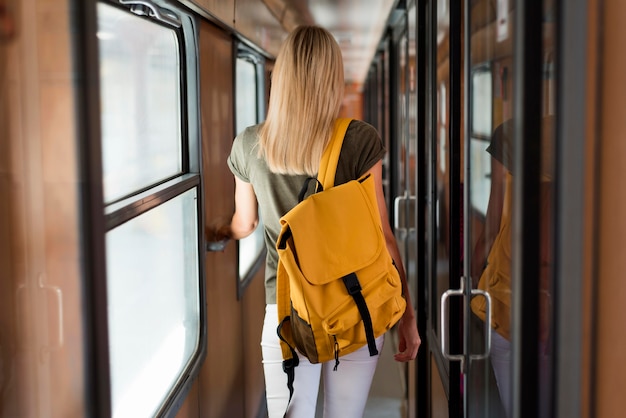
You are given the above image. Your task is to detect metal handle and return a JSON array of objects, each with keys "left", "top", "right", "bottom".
[
  {"left": 393, "top": 193, "right": 418, "bottom": 234},
  {"left": 407, "top": 195, "right": 417, "bottom": 233},
  {"left": 16, "top": 275, "right": 64, "bottom": 355},
  {"left": 469, "top": 288, "right": 492, "bottom": 360},
  {"left": 119, "top": 0, "right": 182, "bottom": 27},
  {"left": 39, "top": 274, "right": 64, "bottom": 354},
  {"left": 441, "top": 282, "right": 493, "bottom": 363},
  {"left": 440, "top": 286, "right": 464, "bottom": 361},
  {"left": 393, "top": 193, "right": 407, "bottom": 232}
]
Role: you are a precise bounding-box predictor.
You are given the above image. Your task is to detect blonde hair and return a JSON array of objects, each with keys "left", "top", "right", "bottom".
[{"left": 258, "top": 25, "right": 345, "bottom": 175}]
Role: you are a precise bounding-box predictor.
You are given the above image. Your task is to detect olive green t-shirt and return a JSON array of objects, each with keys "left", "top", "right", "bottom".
[{"left": 227, "top": 119, "right": 386, "bottom": 303}]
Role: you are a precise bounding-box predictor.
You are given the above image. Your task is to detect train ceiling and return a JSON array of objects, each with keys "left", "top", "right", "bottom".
[{"left": 262, "top": 0, "right": 398, "bottom": 88}]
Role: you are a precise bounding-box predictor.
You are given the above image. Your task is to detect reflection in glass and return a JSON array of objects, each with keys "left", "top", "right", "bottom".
[
  {"left": 236, "top": 57, "right": 265, "bottom": 281},
  {"left": 471, "top": 69, "right": 493, "bottom": 138},
  {"left": 98, "top": 2, "right": 182, "bottom": 203},
  {"left": 467, "top": 3, "right": 557, "bottom": 417},
  {"left": 469, "top": 68, "right": 493, "bottom": 216},
  {"left": 106, "top": 189, "right": 200, "bottom": 417},
  {"left": 469, "top": 138, "right": 491, "bottom": 216},
  {"left": 466, "top": 2, "right": 513, "bottom": 417}
]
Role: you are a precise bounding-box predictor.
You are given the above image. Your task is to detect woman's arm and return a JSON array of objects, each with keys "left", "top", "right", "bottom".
[
  {"left": 366, "top": 160, "right": 421, "bottom": 362},
  {"left": 208, "top": 176, "right": 259, "bottom": 243}
]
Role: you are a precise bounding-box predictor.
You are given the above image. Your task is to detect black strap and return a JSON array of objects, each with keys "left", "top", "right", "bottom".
[
  {"left": 277, "top": 316, "right": 299, "bottom": 417},
  {"left": 297, "top": 177, "right": 324, "bottom": 202},
  {"left": 342, "top": 273, "right": 379, "bottom": 356}
]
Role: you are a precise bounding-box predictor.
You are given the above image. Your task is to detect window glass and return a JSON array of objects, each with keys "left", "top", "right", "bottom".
[
  {"left": 236, "top": 58, "right": 258, "bottom": 132},
  {"left": 98, "top": 2, "right": 182, "bottom": 203},
  {"left": 236, "top": 56, "right": 265, "bottom": 282},
  {"left": 106, "top": 188, "right": 200, "bottom": 417},
  {"left": 470, "top": 68, "right": 493, "bottom": 215},
  {"left": 471, "top": 69, "right": 493, "bottom": 137}
]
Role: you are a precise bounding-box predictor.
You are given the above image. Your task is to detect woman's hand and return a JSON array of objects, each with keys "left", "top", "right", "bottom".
[
  {"left": 206, "top": 216, "right": 232, "bottom": 241},
  {"left": 205, "top": 175, "right": 259, "bottom": 252},
  {"left": 205, "top": 216, "right": 232, "bottom": 252},
  {"left": 394, "top": 312, "right": 421, "bottom": 362}
]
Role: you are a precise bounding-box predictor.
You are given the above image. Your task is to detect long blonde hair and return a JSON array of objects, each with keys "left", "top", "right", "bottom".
[{"left": 258, "top": 25, "right": 345, "bottom": 175}]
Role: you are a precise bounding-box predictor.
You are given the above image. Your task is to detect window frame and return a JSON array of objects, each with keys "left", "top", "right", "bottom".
[
  {"left": 234, "top": 41, "right": 267, "bottom": 298},
  {"left": 97, "top": 1, "right": 207, "bottom": 416}
]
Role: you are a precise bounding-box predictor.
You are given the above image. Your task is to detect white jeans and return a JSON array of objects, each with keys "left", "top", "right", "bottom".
[
  {"left": 490, "top": 329, "right": 512, "bottom": 418},
  {"left": 490, "top": 329, "right": 551, "bottom": 418},
  {"left": 261, "top": 304, "right": 384, "bottom": 418}
]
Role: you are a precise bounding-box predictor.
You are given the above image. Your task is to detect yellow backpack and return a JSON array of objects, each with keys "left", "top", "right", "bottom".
[{"left": 276, "top": 118, "right": 406, "bottom": 393}]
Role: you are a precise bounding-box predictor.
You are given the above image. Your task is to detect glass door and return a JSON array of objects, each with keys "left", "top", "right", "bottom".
[
  {"left": 463, "top": 3, "right": 516, "bottom": 416},
  {"left": 427, "top": 1, "right": 557, "bottom": 417},
  {"left": 461, "top": 1, "right": 557, "bottom": 417},
  {"left": 391, "top": 4, "right": 421, "bottom": 416},
  {"left": 426, "top": 0, "right": 463, "bottom": 415},
  {"left": 390, "top": 14, "right": 414, "bottom": 417}
]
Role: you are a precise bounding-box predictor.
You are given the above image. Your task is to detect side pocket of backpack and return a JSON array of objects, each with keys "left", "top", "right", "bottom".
[{"left": 290, "top": 305, "right": 320, "bottom": 363}]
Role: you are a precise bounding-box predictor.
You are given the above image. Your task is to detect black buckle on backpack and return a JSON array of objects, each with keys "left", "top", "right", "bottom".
[
  {"left": 342, "top": 273, "right": 362, "bottom": 295},
  {"left": 282, "top": 356, "right": 299, "bottom": 372}
]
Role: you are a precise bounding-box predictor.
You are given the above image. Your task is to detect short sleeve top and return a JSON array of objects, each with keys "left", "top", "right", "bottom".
[{"left": 227, "top": 119, "right": 386, "bottom": 303}]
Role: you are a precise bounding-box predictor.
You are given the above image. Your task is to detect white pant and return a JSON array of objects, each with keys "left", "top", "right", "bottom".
[
  {"left": 490, "top": 329, "right": 512, "bottom": 418},
  {"left": 261, "top": 304, "right": 384, "bottom": 418},
  {"left": 490, "top": 329, "right": 551, "bottom": 418}
]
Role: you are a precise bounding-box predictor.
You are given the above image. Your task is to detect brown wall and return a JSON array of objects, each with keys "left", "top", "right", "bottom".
[
  {"left": 593, "top": 0, "right": 626, "bottom": 416},
  {"left": 0, "top": 0, "right": 86, "bottom": 416}
]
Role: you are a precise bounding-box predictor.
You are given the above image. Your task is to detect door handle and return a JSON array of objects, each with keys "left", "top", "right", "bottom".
[
  {"left": 440, "top": 286, "right": 464, "bottom": 362},
  {"left": 393, "top": 193, "right": 417, "bottom": 232},
  {"left": 440, "top": 282, "right": 493, "bottom": 363},
  {"left": 393, "top": 193, "right": 407, "bottom": 232},
  {"left": 469, "top": 288, "right": 492, "bottom": 360}
]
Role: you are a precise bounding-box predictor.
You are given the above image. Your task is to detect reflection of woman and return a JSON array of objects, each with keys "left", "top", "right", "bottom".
[
  {"left": 470, "top": 120, "right": 514, "bottom": 417},
  {"left": 471, "top": 118, "right": 553, "bottom": 418},
  {"left": 210, "top": 26, "right": 420, "bottom": 417}
]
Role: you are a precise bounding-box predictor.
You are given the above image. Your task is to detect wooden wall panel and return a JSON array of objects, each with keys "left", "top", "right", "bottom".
[
  {"left": 242, "top": 268, "right": 267, "bottom": 418},
  {"left": 186, "top": 0, "right": 234, "bottom": 28},
  {"left": 594, "top": 0, "right": 626, "bottom": 416},
  {"left": 0, "top": 0, "right": 86, "bottom": 416},
  {"left": 234, "top": 0, "right": 286, "bottom": 57},
  {"left": 198, "top": 21, "right": 244, "bottom": 418}
]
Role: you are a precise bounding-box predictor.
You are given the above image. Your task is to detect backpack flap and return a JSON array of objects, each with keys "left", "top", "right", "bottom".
[{"left": 278, "top": 174, "right": 384, "bottom": 285}]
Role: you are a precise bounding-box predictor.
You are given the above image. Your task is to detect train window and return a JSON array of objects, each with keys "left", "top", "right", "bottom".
[
  {"left": 106, "top": 189, "right": 199, "bottom": 416},
  {"left": 470, "top": 67, "right": 493, "bottom": 216},
  {"left": 235, "top": 48, "right": 266, "bottom": 293},
  {"left": 98, "top": 2, "right": 182, "bottom": 204},
  {"left": 98, "top": 1, "right": 205, "bottom": 416},
  {"left": 470, "top": 68, "right": 493, "bottom": 138}
]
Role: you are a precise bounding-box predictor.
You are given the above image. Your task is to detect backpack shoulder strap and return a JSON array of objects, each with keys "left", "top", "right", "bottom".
[{"left": 318, "top": 118, "right": 352, "bottom": 189}]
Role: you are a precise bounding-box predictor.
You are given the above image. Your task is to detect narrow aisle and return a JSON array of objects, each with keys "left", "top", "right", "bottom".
[
  {"left": 314, "top": 330, "right": 406, "bottom": 418},
  {"left": 364, "top": 330, "right": 406, "bottom": 418}
]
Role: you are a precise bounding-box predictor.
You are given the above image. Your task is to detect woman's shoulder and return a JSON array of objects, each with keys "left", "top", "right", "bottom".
[
  {"left": 237, "top": 123, "right": 262, "bottom": 141},
  {"left": 346, "top": 119, "right": 379, "bottom": 137},
  {"left": 335, "top": 119, "right": 385, "bottom": 181},
  {"left": 233, "top": 124, "right": 262, "bottom": 151},
  {"left": 344, "top": 119, "right": 383, "bottom": 149}
]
